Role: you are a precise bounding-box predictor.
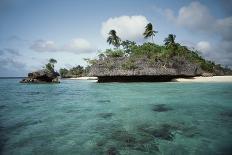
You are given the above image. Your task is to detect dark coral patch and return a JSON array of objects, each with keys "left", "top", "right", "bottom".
[
  {"left": 152, "top": 124, "right": 174, "bottom": 141},
  {"left": 98, "top": 113, "right": 114, "bottom": 119},
  {"left": 138, "top": 123, "right": 176, "bottom": 141},
  {"left": 152, "top": 104, "right": 173, "bottom": 112},
  {"left": 180, "top": 126, "right": 200, "bottom": 138},
  {"left": 220, "top": 110, "right": 232, "bottom": 118},
  {"left": 107, "top": 147, "right": 119, "bottom": 155},
  {"left": 97, "top": 100, "right": 111, "bottom": 103},
  {"left": 111, "top": 130, "right": 136, "bottom": 147}
]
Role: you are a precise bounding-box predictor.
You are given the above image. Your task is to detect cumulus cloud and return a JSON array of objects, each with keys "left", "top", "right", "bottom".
[
  {"left": 164, "top": 1, "right": 232, "bottom": 40},
  {"left": 165, "top": 2, "right": 214, "bottom": 31},
  {"left": 63, "top": 38, "right": 93, "bottom": 53},
  {"left": 30, "top": 38, "right": 94, "bottom": 54},
  {"left": 101, "top": 15, "right": 149, "bottom": 41},
  {"left": 191, "top": 40, "right": 232, "bottom": 67},
  {"left": 164, "top": 1, "right": 232, "bottom": 67},
  {"left": 196, "top": 41, "right": 211, "bottom": 54},
  {"left": 30, "top": 40, "right": 57, "bottom": 52}
]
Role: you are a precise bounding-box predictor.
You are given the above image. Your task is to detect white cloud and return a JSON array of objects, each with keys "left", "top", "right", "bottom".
[
  {"left": 164, "top": 1, "right": 232, "bottom": 39},
  {"left": 63, "top": 38, "right": 92, "bottom": 53},
  {"left": 167, "top": 2, "right": 214, "bottom": 30},
  {"left": 196, "top": 41, "right": 211, "bottom": 53},
  {"left": 164, "top": 1, "right": 232, "bottom": 67},
  {"left": 30, "top": 38, "right": 94, "bottom": 54},
  {"left": 101, "top": 15, "right": 149, "bottom": 41},
  {"left": 30, "top": 40, "right": 57, "bottom": 52},
  {"left": 193, "top": 40, "right": 232, "bottom": 67}
]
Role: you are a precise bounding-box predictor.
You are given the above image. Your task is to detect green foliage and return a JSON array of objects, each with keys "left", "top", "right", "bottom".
[
  {"left": 98, "top": 30, "right": 224, "bottom": 73},
  {"left": 83, "top": 66, "right": 91, "bottom": 76},
  {"left": 107, "top": 30, "right": 121, "bottom": 48},
  {"left": 70, "top": 65, "right": 84, "bottom": 77},
  {"left": 164, "top": 34, "right": 176, "bottom": 46},
  {"left": 45, "top": 63, "right": 54, "bottom": 72},
  {"left": 98, "top": 53, "right": 106, "bottom": 60},
  {"left": 130, "top": 43, "right": 162, "bottom": 58},
  {"left": 59, "top": 65, "right": 90, "bottom": 78},
  {"left": 59, "top": 68, "right": 69, "bottom": 77},
  {"left": 121, "top": 40, "right": 136, "bottom": 55},
  {"left": 98, "top": 41, "right": 221, "bottom": 73},
  {"left": 143, "top": 23, "right": 158, "bottom": 43},
  {"left": 49, "top": 58, "right": 57, "bottom": 64},
  {"left": 45, "top": 58, "right": 57, "bottom": 72},
  {"left": 200, "top": 61, "right": 214, "bottom": 72},
  {"left": 105, "top": 49, "right": 124, "bottom": 58},
  {"left": 84, "top": 58, "right": 98, "bottom": 65}
]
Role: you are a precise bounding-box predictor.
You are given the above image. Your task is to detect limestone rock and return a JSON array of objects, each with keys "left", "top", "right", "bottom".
[{"left": 20, "top": 69, "right": 60, "bottom": 83}]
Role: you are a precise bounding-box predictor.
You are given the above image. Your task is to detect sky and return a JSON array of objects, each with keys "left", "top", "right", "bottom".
[{"left": 0, "top": 0, "right": 231, "bottom": 77}]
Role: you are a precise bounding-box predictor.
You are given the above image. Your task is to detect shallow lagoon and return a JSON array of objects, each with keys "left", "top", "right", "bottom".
[{"left": 0, "top": 79, "right": 232, "bottom": 155}]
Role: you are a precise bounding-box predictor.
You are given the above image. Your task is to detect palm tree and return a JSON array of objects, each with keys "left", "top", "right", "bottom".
[
  {"left": 143, "top": 23, "right": 158, "bottom": 43},
  {"left": 49, "top": 58, "right": 57, "bottom": 64},
  {"left": 107, "top": 30, "right": 121, "bottom": 48},
  {"left": 164, "top": 34, "right": 177, "bottom": 48},
  {"left": 45, "top": 58, "right": 57, "bottom": 72}
]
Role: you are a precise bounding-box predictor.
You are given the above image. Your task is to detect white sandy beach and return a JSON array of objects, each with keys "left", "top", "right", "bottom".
[
  {"left": 68, "top": 77, "right": 98, "bottom": 80},
  {"left": 173, "top": 76, "right": 232, "bottom": 82}
]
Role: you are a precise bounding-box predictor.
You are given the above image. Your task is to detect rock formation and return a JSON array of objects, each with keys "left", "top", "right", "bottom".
[
  {"left": 89, "top": 56, "right": 204, "bottom": 82},
  {"left": 20, "top": 69, "right": 60, "bottom": 83}
]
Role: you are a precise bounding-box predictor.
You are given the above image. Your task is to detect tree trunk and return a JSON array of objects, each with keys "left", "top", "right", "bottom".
[{"left": 152, "top": 36, "right": 154, "bottom": 44}]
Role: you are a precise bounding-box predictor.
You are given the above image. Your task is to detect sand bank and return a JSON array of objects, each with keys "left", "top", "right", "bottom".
[
  {"left": 172, "top": 76, "right": 232, "bottom": 82},
  {"left": 68, "top": 77, "right": 98, "bottom": 80}
]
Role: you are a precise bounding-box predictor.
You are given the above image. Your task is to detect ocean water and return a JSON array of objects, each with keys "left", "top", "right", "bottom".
[{"left": 0, "top": 79, "right": 232, "bottom": 155}]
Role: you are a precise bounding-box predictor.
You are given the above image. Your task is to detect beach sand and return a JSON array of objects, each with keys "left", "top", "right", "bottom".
[
  {"left": 172, "top": 76, "right": 232, "bottom": 82},
  {"left": 68, "top": 77, "right": 98, "bottom": 80}
]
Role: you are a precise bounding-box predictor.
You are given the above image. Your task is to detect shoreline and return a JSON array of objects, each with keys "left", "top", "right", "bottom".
[
  {"left": 172, "top": 76, "right": 232, "bottom": 82},
  {"left": 64, "top": 76, "right": 232, "bottom": 83},
  {"left": 64, "top": 77, "right": 98, "bottom": 80}
]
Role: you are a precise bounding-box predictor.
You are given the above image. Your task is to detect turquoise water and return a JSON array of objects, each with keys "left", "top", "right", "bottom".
[{"left": 0, "top": 79, "right": 232, "bottom": 155}]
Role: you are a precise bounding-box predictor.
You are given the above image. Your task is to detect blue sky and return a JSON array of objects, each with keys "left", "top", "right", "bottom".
[{"left": 0, "top": 0, "right": 231, "bottom": 76}]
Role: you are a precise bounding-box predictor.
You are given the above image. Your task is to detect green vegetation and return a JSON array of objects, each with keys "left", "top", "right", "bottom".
[
  {"left": 164, "top": 34, "right": 179, "bottom": 50},
  {"left": 121, "top": 40, "right": 136, "bottom": 55},
  {"left": 45, "top": 58, "right": 57, "bottom": 72},
  {"left": 62, "top": 24, "right": 230, "bottom": 77},
  {"left": 59, "top": 65, "right": 90, "bottom": 78},
  {"left": 107, "top": 29, "right": 121, "bottom": 48},
  {"left": 87, "top": 28, "right": 224, "bottom": 73},
  {"left": 143, "top": 23, "right": 158, "bottom": 43},
  {"left": 105, "top": 49, "right": 125, "bottom": 58}
]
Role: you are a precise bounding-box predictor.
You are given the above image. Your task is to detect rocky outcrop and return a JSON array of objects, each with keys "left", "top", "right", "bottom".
[
  {"left": 20, "top": 69, "right": 60, "bottom": 83},
  {"left": 89, "top": 56, "right": 203, "bottom": 82}
]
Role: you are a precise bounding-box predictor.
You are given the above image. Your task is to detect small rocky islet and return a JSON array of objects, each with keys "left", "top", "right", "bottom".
[
  {"left": 20, "top": 58, "right": 60, "bottom": 83},
  {"left": 20, "top": 69, "right": 60, "bottom": 83}
]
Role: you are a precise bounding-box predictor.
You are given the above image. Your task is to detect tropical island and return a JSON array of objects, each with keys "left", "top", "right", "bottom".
[
  {"left": 83, "top": 23, "right": 232, "bottom": 82},
  {"left": 21, "top": 23, "right": 232, "bottom": 83},
  {"left": 20, "top": 59, "right": 60, "bottom": 83}
]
